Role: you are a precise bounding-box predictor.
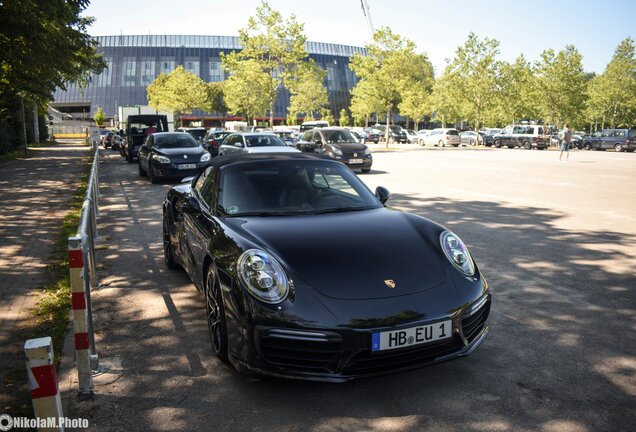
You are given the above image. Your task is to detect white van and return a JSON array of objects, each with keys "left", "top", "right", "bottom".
[{"left": 300, "top": 120, "right": 329, "bottom": 132}]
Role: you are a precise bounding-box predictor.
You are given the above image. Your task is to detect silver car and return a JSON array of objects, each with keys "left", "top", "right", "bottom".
[{"left": 219, "top": 133, "right": 302, "bottom": 156}]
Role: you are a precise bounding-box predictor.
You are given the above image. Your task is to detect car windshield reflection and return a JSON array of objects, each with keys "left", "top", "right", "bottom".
[{"left": 219, "top": 160, "right": 381, "bottom": 216}]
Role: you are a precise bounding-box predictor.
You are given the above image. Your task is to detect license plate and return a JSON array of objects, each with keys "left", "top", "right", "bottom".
[
  {"left": 349, "top": 158, "right": 363, "bottom": 164},
  {"left": 371, "top": 320, "right": 452, "bottom": 352},
  {"left": 178, "top": 163, "right": 196, "bottom": 170}
]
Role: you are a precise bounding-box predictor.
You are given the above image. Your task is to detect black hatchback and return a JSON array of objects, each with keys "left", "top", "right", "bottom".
[
  {"left": 138, "top": 132, "right": 211, "bottom": 183},
  {"left": 296, "top": 127, "right": 373, "bottom": 173}
]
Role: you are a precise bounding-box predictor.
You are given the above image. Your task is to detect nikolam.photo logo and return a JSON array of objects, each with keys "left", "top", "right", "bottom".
[
  {"left": 0, "top": 414, "right": 13, "bottom": 431},
  {"left": 0, "top": 415, "right": 88, "bottom": 430}
]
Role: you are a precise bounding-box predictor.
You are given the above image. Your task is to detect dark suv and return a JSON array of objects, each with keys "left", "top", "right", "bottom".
[
  {"left": 124, "top": 115, "right": 169, "bottom": 162},
  {"left": 375, "top": 125, "right": 408, "bottom": 143},
  {"left": 296, "top": 127, "right": 372, "bottom": 173},
  {"left": 493, "top": 124, "right": 550, "bottom": 150},
  {"left": 581, "top": 129, "right": 636, "bottom": 152}
]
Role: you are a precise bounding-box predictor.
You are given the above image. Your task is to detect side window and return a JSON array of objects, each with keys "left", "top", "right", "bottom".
[
  {"left": 225, "top": 135, "right": 235, "bottom": 146},
  {"left": 614, "top": 130, "right": 625, "bottom": 137},
  {"left": 601, "top": 130, "right": 610, "bottom": 137},
  {"left": 303, "top": 131, "right": 314, "bottom": 141},
  {"left": 513, "top": 126, "right": 523, "bottom": 134},
  {"left": 194, "top": 166, "right": 216, "bottom": 207},
  {"left": 538, "top": 127, "right": 544, "bottom": 135}
]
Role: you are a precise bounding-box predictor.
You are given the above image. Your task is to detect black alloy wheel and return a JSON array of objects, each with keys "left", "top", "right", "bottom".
[
  {"left": 148, "top": 164, "right": 159, "bottom": 184},
  {"left": 163, "top": 216, "right": 177, "bottom": 269},
  {"left": 205, "top": 266, "right": 228, "bottom": 362}
]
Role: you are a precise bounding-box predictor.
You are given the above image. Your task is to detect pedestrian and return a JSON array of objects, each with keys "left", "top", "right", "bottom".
[{"left": 559, "top": 123, "right": 572, "bottom": 161}]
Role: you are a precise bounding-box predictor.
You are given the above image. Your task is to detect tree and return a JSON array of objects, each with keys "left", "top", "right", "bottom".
[
  {"left": 398, "top": 54, "right": 435, "bottom": 129},
  {"left": 222, "top": 59, "right": 271, "bottom": 123},
  {"left": 586, "top": 38, "right": 636, "bottom": 129},
  {"left": 286, "top": 61, "right": 328, "bottom": 120},
  {"left": 493, "top": 55, "right": 539, "bottom": 125},
  {"left": 350, "top": 28, "right": 423, "bottom": 145},
  {"left": 204, "top": 82, "right": 228, "bottom": 123},
  {"left": 442, "top": 33, "right": 501, "bottom": 135},
  {"left": 350, "top": 79, "right": 384, "bottom": 126},
  {"left": 534, "top": 45, "right": 587, "bottom": 128},
  {"left": 146, "top": 66, "right": 208, "bottom": 127},
  {"left": 222, "top": 1, "right": 311, "bottom": 127},
  {"left": 0, "top": 0, "right": 104, "bottom": 153},
  {"left": 93, "top": 106, "right": 105, "bottom": 127},
  {"left": 320, "top": 108, "right": 335, "bottom": 125},
  {"left": 428, "top": 70, "right": 462, "bottom": 126},
  {"left": 339, "top": 108, "right": 350, "bottom": 126}
]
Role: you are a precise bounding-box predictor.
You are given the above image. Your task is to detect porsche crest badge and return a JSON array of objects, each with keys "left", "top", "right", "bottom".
[{"left": 384, "top": 279, "right": 396, "bottom": 289}]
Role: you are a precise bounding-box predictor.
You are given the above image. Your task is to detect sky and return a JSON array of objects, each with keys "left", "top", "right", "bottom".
[{"left": 83, "top": 0, "right": 635, "bottom": 75}]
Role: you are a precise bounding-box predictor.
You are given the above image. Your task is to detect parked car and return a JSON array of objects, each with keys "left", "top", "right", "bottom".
[
  {"left": 300, "top": 120, "right": 329, "bottom": 132},
  {"left": 111, "top": 133, "right": 123, "bottom": 151},
  {"left": 419, "top": 128, "right": 461, "bottom": 147},
  {"left": 364, "top": 127, "right": 381, "bottom": 143},
  {"left": 349, "top": 127, "right": 369, "bottom": 142},
  {"left": 218, "top": 133, "right": 301, "bottom": 157},
  {"left": 493, "top": 124, "right": 550, "bottom": 150},
  {"left": 581, "top": 129, "right": 636, "bottom": 152},
  {"left": 479, "top": 128, "right": 501, "bottom": 146},
  {"left": 102, "top": 131, "right": 116, "bottom": 149},
  {"left": 460, "top": 131, "right": 483, "bottom": 146},
  {"left": 416, "top": 129, "right": 431, "bottom": 145},
  {"left": 375, "top": 125, "right": 408, "bottom": 143},
  {"left": 137, "top": 132, "right": 211, "bottom": 183},
  {"left": 176, "top": 127, "right": 207, "bottom": 144},
  {"left": 405, "top": 129, "right": 418, "bottom": 144},
  {"left": 162, "top": 153, "right": 491, "bottom": 381},
  {"left": 203, "top": 130, "right": 232, "bottom": 157},
  {"left": 271, "top": 129, "right": 298, "bottom": 146},
  {"left": 295, "top": 127, "right": 372, "bottom": 173},
  {"left": 124, "top": 114, "right": 169, "bottom": 162}
]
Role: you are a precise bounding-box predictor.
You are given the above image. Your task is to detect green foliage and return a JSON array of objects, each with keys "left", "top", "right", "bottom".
[
  {"left": 534, "top": 45, "right": 587, "bottom": 128},
  {"left": 222, "top": 1, "right": 314, "bottom": 126},
  {"left": 429, "top": 71, "right": 461, "bottom": 126},
  {"left": 339, "top": 108, "right": 350, "bottom": 126},
  {"left": 490, "top": 55, "right": 539, "bottom": 126},
  {"left": 350, "top": 79, "right": 384, "bottom": 126},
  {"left": 0, "top": 0, "right": 105, "bottom": 100},
  {"left": 204, "top": 82, "right": 228, "bottom": 117},
  {"left": 93, "top": 106, "right": 105, "bottom": 127},
  {"left": 320, "top": 108, "right": 335, "bottom": 125},
  {"left": 286, "top": 113, "right": 298, "bottom": 126},
  {"left": 287, "top": 61, "right": 328, "bottom": 120},
  {"left": 147, "top": 66, "right": 208, "bottom": 125},
  {"left": 586, "top": 38, "right": 636, "bottom": 128},
  {"left": 222, "top": 59, "right": 271, "bottom": 122},
  {"left": 398, "top": 53, "right": 435, "bottom": 125}
]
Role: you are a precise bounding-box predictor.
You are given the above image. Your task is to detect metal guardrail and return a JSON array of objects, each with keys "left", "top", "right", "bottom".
[{"left": 67, "top": 138, "right": 100, "bottom": 396}]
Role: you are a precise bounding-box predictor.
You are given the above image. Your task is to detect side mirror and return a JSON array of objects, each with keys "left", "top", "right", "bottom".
[
  {"left": 314, "top": 140, "right": 322, "bottom": 146},
  {"left": 375, "top": 186, "right": 390, "bottom": 205},
  {"left": 176, "top": 196, "right": 201, "bottom": 214}
]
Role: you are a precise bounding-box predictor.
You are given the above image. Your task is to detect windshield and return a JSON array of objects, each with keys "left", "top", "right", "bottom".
[
  {"left": 154, "top": 134, "right": 199, "bottom": 149},
  {"left": 185, "top": 129, "right": 206, "bottom": 140},
  {"left": 219, "top": 160, "right": 381, "bottom": 216},
  {"left": 245, "top": 135, "right": 286, "bottom": 147},
  {"left": 389, "top": 126, "right": 403, "bottom": 133},
  {"left": 320, "top": 130, "right": 357, "bottom": 143}
]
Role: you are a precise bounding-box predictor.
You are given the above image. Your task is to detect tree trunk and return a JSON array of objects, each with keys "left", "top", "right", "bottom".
[{"left": 385, "top": 111, "right": 390, "bottom": 148}]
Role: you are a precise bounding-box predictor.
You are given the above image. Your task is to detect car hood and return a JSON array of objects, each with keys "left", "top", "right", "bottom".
[
  {"left": 246, "top": 146, "right": 301, "bottom": 153},
  {"left": 224, "top": 208, "right": 447, "bottom": 300},
  {"left": 331, "top": 142, "right": 366, "bottom": 152}
]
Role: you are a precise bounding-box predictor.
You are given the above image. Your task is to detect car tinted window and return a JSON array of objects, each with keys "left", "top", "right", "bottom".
[
  {"left": 321, "top": 130, "right": 357, "bottom": 143},
  {"left": 187, "top": 129, "right": 206, "bottom": 140},
  {"left": 219, "top": 160, "right": 381, "bottom": 216},
  {"left": 245, "top": 135, "right": 286, "bottom": 147},
  {"left": 447, "top": 130, "right": 459, "bottom": 135},
  {"left": 154, "top": 134, "right": 199, "bottom": 148}
]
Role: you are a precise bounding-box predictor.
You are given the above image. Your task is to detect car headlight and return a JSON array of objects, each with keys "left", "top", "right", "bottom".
[
  {"left": 200, "top": 152, "right": 211, "bottom": 162},
  {"left": 154, "top": 155, "right": 170, "bottom": 164},
  {"left": 364, "top": 147, "right": 371, "bottom": 155},
  {"left": 237, "top": 249, "right": 289, "bottom": 304},
  {"left": 440, "top": 231, "right": 475, "bottom": 277},
  {"left": 332, "top": 147, "right": 343, "bottom": 156}
]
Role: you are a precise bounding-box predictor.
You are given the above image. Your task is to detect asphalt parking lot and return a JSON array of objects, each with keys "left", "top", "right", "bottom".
[{"left": 70, "top": 147, "right": 635, "bottom": 432}]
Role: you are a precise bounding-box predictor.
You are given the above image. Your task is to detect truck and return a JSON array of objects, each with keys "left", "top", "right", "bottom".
[
  {"left": 224, "top": 121, "right": 248, "bottom": 132},
  {"left": 116, "top": 105, "right": 174, "bottom": 132},
  {"left": 122, "top": 114, "right": 169, "bottom": 162}
]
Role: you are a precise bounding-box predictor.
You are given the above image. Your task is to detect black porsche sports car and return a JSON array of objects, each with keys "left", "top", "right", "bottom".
[{"left": 163, "top": 153, "right": 491, "bottom": 382}]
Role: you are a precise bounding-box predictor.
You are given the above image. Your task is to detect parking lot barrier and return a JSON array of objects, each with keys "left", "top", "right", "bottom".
[{"left": 24, "top": 336, "right": 65, "bottom": 431}]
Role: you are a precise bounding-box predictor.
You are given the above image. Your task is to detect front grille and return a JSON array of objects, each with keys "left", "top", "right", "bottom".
[
  {"left": 258, "top": 328, "right": 341, "bottom": 372},
  {"left": 342, "top": 337, "right": 462, "bottom": 375},
  {"left": 461, "top": 296, "right": 490, "bottom": 343}
]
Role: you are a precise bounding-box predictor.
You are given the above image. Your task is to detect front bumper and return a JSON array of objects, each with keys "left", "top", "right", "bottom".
[
  {"left": 228, "top": 293, "right": 491, "bottom": 382},
  {"left": 152, "top": 161, "right": 209, "bottom": 178}
]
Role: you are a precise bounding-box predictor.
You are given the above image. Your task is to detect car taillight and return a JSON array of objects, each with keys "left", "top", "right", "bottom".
[
  {"left": 208, "top": 139, "right": 219, "bottom": 148},
  {"left": 445, "top": 135, "right": 449, "bottom": 140},
  {"left": 534, "top": 137, "right": 539, "bottom": 141}
]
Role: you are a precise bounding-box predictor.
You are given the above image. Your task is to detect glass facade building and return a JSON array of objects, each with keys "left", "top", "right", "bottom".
[{"left": 52, "top": 35, "right": 366, "bottom": 123}]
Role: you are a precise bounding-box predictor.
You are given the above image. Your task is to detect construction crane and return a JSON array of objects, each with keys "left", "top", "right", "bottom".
[{"left": 360, "top": 0, "right": 375, "bottom": 39}]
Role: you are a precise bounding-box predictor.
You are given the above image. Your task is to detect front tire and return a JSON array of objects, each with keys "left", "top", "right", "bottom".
[
  {"left": 205, "top": 266, "right": 228, "bottom": 363},
  {"left": 615, "top": 143, "right": 623, "bottom": 152},
  {"left": 163, "top": 215, "right": 178, "bottom": 269},
  {"left": 138, "top": 160, "right": 147, "bottom": 177},
  {"left": 439, "top": 140, "right": 445, "bottom": 147},
  {"left": 148, "top": 165, "right": 158, "bottom": 184},
  {"left": 523, "top": 141, "right": 532, "bottom": 150},
  {"left": 494, "top": 139, "right": 501, "bottom": 148}
]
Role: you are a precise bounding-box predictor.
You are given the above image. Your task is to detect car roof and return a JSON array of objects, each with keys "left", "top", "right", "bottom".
[
  {"left": 152, "top": 132, "right": 196, "bottom": 138},
  {"left": 208, "top": 152, "right": 335, "bottom": 169},
  {"left": 229, "top": 132, "right": 279, "bottom": 136}
]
